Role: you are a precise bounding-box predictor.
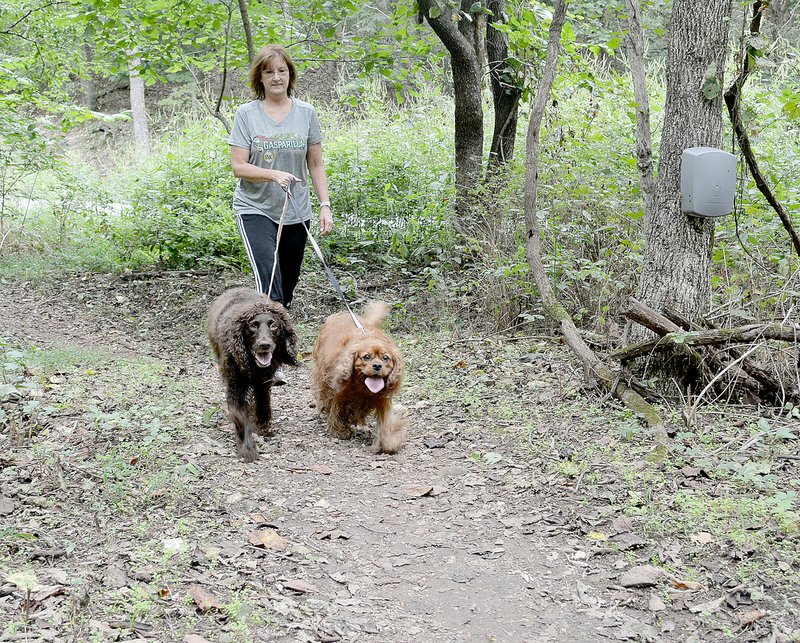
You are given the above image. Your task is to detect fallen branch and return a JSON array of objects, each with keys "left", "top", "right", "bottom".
[{"left": 522, "top": 1, "right": 668, "bottom": 442}]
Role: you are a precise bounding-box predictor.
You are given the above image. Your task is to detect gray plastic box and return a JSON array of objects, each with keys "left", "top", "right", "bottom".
[{"left": 680, "top": 147, "right": 737, "bottom": 218}]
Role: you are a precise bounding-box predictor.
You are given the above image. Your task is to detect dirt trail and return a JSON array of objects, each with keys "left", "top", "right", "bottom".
[{"left": 0, "top": 277, "right": 696, "bottom": 641}]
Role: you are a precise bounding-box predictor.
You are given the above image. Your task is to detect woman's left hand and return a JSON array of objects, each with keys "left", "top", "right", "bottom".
[{"left": 320, "top": 206, "right": 333, "bottom": 236}]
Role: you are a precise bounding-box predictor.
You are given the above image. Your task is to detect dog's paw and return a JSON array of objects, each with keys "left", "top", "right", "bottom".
[
  {"left": 238, "top": 444, "right": 259, "bottom": 462},
  {"left": 329, "top": 425, "right": 355, "bottom": 441}
]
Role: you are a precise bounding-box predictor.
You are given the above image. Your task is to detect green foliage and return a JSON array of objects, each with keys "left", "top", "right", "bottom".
[
  {"left": 320, "top": 95, "right": 456, "bottom": 271},
  {"left": 117, "top": 122, "right": 243, "bottom": 270}
]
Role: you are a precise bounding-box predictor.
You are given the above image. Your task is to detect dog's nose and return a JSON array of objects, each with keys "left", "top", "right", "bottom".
[{"left": 372, "top": 363, "right": 382, "bottom": 373}]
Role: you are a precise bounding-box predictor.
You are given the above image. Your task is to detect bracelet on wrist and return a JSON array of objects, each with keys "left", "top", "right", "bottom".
[{"left": 320, "top": 201, "right": 331, "bottom": 209}]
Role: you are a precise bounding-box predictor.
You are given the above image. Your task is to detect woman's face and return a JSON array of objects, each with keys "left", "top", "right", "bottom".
[{"left": 261, "top": 56, "right": 290, "bottom": 98}]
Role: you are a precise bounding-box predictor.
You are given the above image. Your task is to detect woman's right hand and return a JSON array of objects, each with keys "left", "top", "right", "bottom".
[{"left": 272, "top": 170, "right": 299, "bottom": 191}]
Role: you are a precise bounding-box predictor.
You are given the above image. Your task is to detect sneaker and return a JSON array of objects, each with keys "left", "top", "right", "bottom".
[{"left": 273, "top": 368, "right": 288, "bottom": 386}]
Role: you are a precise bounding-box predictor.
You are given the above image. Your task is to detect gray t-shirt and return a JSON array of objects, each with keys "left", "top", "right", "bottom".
[{"left": 228, "top": 98, "right": 322, "bottom": 224}]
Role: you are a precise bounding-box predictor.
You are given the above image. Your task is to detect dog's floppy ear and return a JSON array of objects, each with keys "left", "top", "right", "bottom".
[
  {"left": 227, "top": 315, "right": 252, "bottom": 370},
  {"left": 386, "top": 349, "right": 404, "bottom": 391},
  {"left": 269, "top": 303, "right": 299, "bottom": 366}
]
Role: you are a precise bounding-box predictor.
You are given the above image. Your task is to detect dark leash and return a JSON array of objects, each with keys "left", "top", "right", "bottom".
[{"left": 279, "top": 186, "right": 364, "bottom": 332}]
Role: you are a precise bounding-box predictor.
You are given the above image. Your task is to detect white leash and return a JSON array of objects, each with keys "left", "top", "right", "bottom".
[
  {"left": 266, "top": 188, "right": 291, "bottom": 301},
  {"left": 281, "top": 189, "right": 364, "bottom": 332}
]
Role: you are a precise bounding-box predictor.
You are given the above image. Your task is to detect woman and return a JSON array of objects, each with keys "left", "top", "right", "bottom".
[{"left": 228, "top": 44, "right": 333, "bottom": 311}]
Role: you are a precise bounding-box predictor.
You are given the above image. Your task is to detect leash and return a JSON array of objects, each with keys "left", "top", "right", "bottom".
[
  {"left": 266, "top": 188, "right": 291, "bottom": 301},
  {"left": 282, "top": 187, "right": 364, "bottom": 332}
]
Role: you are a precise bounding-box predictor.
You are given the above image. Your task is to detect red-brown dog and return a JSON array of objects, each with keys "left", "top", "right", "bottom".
[{"left": 312, "top": 301, "right": 407, "bottom": 453}]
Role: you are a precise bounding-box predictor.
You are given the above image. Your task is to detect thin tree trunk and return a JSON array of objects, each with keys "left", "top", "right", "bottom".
[
  {"left": 486, "top": 0, "right": 521, "bottom": 168},
  {"left": 237, "top": 0, "right": 255, "bottom": 65},
  {"left": 80, "top": 44, "right": 97, "bottom": 110},
  {"left": 623, "top": 0, "right": 654, "bottom": 227},
  {"left": 634, "top": 0, "right": 733, "bottom": 340},
  {"left": 129, "top": 53, "right": 150, "bottom": 157},
  {"left": 522, "top": 0, "right": 668, "bottom": 442}
]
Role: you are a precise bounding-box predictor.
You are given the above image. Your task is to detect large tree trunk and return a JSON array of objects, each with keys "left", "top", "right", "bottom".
[
  {"left": 634, "top": 0, "right": 732, "bottom": 337},
  {"left": 129, "top": 53, "right": 150, "bottom": 157},
  {"left": 418, "top": 0, "right": 484, "bottom": 237},
  {"left": 486, "top": 0, "right": 521, "bottom": 168}
]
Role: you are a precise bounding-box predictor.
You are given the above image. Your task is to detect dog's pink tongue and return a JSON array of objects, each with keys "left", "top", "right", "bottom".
[
  {"left": 255, "top": 350, "right": 273, "bottom": 367},
  {"left": 365, "top": 376, "right": 385, "bottom": 393}
]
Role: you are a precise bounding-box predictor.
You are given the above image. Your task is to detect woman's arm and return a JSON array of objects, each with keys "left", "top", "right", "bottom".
[
  {"left": 230, "top": 146, "right": 297, "bottom": 191},
  {"left": 306, "top": 142, "right": 332, "bottom": 235}
]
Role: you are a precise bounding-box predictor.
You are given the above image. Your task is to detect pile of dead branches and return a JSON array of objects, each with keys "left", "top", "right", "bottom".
[{"left": 613, "top": 297, "right": 800, "bottom": 408}]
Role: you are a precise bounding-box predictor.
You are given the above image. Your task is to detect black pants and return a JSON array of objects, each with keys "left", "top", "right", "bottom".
[{"left": 236, "top": 213, "right": 308, "bottom": 307}]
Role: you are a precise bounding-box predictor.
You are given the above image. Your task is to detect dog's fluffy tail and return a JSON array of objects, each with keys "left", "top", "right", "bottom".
[{"left": 363, "top": 300, "right": 390, "bottom": 328}]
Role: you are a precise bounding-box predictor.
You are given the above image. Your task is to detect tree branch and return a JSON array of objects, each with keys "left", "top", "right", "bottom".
[
  {"left": 522, "top": 1, "right": 669, "bottom": 443},
  {"left": 724, "top": 0, "right": 800, "bottom": 258}
]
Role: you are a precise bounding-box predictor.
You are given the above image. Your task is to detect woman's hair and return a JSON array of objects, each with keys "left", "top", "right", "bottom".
[{"left": 250, "top": 45, "right": 297, "bottom": 99}]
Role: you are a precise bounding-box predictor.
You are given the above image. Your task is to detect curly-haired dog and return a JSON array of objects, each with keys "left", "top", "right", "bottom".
[
  {"left": 207, "top": 287, "right": 298, "bottom": 462},
  {"left": 312, "top": 301, "right": 407, "bottom": 454}
]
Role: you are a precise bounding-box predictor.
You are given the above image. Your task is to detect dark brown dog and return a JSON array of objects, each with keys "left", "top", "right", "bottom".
[
  {"left": 207, "top": 287, "right": 297, "bottom": 461},
  {"left": 312, "top": 301, "right": 407, "bottom": 453}
]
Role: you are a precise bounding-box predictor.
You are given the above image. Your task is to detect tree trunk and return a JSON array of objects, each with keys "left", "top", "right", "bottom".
[
  {"left": 418, "top": 0, "right": 484, "bottom": 237},
  {"left": 522, "top": 0, "right": 669, "bottom": 443},
  {"left": 634, "top": 0, "right": 732, "bottom": 338},
  {"left": 129, "top": 53, "right": 150, "bottom": 157},
  {"left": 623, "top": 0, "right": 654, "bottom": 227},
  {"left": 486, "top": 0, "right": 522, "bottom": 168},
  {"left": 237, "top": 0, "right": 255, "bottom": 65},
  {"left": 80, "top": 44, "right": 97, "bottom": 110}
]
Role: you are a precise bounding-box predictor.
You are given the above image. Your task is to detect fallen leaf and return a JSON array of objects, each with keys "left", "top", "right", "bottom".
[
  {"left": 0, "top": 497, "right": 14, "bottom": 516},
  {"left": 104, "top": 566, "right": 129, "bottom": 589},
  {"left": 588, "top": 531, "right": 609, "bottom": 541},
  {"left": 737, "top": 609, "right": 767, "bottom": 626},
  {"left": 610, "top": 532, "right": 649, "bottom": 551},
  {"left": 610, "top": 516, "right": 636, "bottom": 534},
  {"left": 6, "top": 570, "right": 42, "bottom": 591},
  {"left": 28, "top": 547, "right": 67, "bottom": 561},
  {"left": 163, "top": 538, "right": 185, "bottom": 555},
  {"left": 282, "top": 579, "right": 318, "bottom": 594},
  {"left": 248, "top": 528, "right": 288, "bottom": 551},
  {"left": 690, "top": 531, "right": 714, "bottom": 545},
  {"left": 688, "top": 596, "right": 725, "bottom": 614},
  {"left": 576, "top": 581, "right": 599, "bottom": 607},
  {"left": 404, "top": 484, "right": 434, "bottom": 498},
  {"left": 671, "top": 578, "right": 704, "bottom": 591},
  {"left": 619, "top": 565, "right": 663, "bottom": 588},
  {"left": 157, "top": 587, "right": 170, "bottom": 599},
  {"left": 32, "top": 585, "right": 65, "bottom": 602},
  {"left": 188, "top": 584, "right": 224, "bottom": 613}
]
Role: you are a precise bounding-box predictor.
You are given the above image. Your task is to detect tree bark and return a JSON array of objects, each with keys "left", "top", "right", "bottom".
[
  {"left": 237, "top": 0, "right": 255, "bottom": 65},
  {"left": 128, "top": 53, "right": 150, "bottom": 157},
  {"left": 486, "top": 0, "right": 521, "bottom": 168},
  {"left": 623, "top": 0, "right": 654, "bottom": 227},
  {"left": 418, "top": 0, "right": 484, "bottom": 237},
  {"left": 634, "top": 0, "right": 732, "bottom": 340}
]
